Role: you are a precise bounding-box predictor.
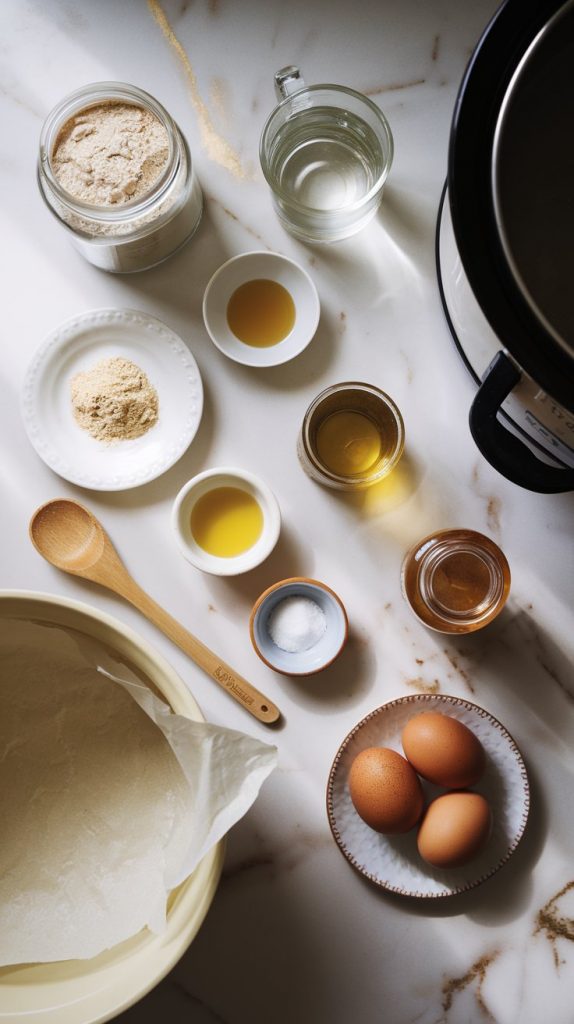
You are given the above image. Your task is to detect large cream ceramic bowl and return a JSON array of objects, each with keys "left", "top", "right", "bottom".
[{"left": 0, "top": 591, "right": 224, "bottom": 1024}]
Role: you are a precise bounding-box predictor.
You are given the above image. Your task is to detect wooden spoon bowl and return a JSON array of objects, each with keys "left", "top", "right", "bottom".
[
  {"left": 30, "top": 499, "right": 105, "bottom": 572},
  {"left": 30, "top": 498, "right": 281, "bottom": 726}
]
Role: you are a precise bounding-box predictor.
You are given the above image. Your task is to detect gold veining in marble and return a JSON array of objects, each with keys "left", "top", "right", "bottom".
[
  {"left": 148, "top": 0, "right": 248, "bottom": 178},
  {"left": 441, "top": 950, "right": 500, "bottom": 1021},
  {"left": 470, "top": 464, "right": 504, "bottom": 537},
  {"left": 405, "top": 676, "right": 441, "bottom": 694},
  {"left": 205, "top": 193, "right": 269, "bottom": 247},
  {"left": 487, "top": 495, "right": 502, "bottom": 536},
  {"left": 524, "top": 618, "right": 574, "bottom": 704},
  {"left": 443, "top": 647, "right": 475, "bottom": 694},
  {"left": 0, "top": 85, "right": 43, "bottom": 120},
  {"left": 534, "top": 880, "right": 574, "bottom": 969},
  {"left": 365, "top": 79, "right": 426, "bottom": 96}
]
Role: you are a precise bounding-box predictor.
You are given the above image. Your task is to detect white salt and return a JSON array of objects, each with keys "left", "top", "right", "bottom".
[{"left": 267, "top": 595, "right": 327, "bottom": 654}]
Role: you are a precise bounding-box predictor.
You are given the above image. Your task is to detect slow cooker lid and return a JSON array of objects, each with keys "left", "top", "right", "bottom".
[
  {"left": 493, "top": 0, "right": 574, "bottom": 357},
  {"left": 449, "top": 0, "right": 574, "bottom": 411}
]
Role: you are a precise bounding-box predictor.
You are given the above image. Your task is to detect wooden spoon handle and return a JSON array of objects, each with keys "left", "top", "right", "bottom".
[{"left": 119, "top": 579, "right": 281, "bottom": 725}]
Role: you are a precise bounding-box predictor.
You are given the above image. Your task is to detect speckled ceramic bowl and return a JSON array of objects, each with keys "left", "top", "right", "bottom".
[
  {"left": 327, "top": 693, "right": 530, "bottom": 898},
  {"left": 250, "top": 577, "right": 348, "bottom": 676}
]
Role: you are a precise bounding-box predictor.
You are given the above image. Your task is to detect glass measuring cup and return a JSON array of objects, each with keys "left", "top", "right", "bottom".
[{"left": 260, "top": 66, "right": 393, "bottom": 243}]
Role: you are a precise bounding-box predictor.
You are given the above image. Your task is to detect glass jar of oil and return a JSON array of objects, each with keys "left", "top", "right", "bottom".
[
  {"left": 401, "top": 529, "right": 511, "bottom": 634},
  {"left": 298, "top": 382, "right": 404, "bottom": 490}
]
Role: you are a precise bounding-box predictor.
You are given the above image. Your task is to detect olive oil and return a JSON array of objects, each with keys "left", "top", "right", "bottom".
[
  {"left": 227, "top": 279, "right": 295, "bottom": 347},
  {"left": 298, "top": 382, "right": 405, "bottom": 490},
  {"left": 191, "top": 487, "right": 263, "bottom": 558},
  {"left": 316, "top": 410, "right": 382, "bottom": 477}
]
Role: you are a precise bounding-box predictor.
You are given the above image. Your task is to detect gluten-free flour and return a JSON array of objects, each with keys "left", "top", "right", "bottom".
[
  {"left": 52, "top": 102, "right": 169, "bottom": 206},
  {"left": 39, "top": 84, "right": 203, "bottom": 271}
]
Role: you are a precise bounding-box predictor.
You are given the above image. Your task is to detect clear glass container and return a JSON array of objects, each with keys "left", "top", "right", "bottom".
[
  {"left": 260, "top": 67, "right": 393, "bottom": 243},
  {"left": 298, "top": 382, "right": 405, "bottom": 490},
  {"left": 401, "top": 529, "right": 511, "bottom": 634},
  {"left": 37, "top": 82, "right": 203, "bottom": 273}
]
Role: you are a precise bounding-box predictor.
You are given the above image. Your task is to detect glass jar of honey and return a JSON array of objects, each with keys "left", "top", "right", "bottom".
[{"left": 401, "top": 529, "right": 510, "bottom": 634}]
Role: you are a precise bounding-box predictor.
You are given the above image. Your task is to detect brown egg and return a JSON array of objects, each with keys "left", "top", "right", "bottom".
[
  {"left": 348, "top": 747, "right": 424, "bottom": 834},
  {"left": 401, "top": 712, "right": 485, "bottom": 788},
  {"left": 417, "top": 792, "right": 492, "bottom": 868}
]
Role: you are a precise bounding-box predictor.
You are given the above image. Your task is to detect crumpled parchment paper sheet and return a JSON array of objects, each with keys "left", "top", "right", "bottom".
[{"left": 0, "top": 618, "right": 277, "bottom": 964}]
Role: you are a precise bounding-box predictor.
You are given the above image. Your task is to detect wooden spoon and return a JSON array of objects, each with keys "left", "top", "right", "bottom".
[{"left": 29, "top": 498, "right": 281, "bottom": 726}]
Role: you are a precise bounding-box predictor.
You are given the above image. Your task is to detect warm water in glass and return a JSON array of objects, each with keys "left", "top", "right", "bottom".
[{"left": 260, "top": 68, "right": 393, "bottom": 243}]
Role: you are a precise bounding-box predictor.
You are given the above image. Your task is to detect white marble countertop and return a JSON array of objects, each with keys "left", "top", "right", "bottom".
[{"left": 2, "top": 1, "right": 573, "bottom": 1022}]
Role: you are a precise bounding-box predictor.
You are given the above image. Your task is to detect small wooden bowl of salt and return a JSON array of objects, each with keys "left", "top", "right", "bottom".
[{"left": 249, "top": 577, "right": 348, "bottom": 676}]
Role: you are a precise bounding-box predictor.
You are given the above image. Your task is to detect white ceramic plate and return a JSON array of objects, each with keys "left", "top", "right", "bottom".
[
  {"left": 202, "top": 250, "right": 320, "bottom": 367},
  {"left": 327, "top": 694, "right": 530, "bottom": 898},
  {"left": 21, "top": 309, "right": 203, "bottom": 491}
]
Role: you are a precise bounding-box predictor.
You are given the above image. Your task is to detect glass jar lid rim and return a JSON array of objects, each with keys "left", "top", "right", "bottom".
[
  {"left": 419, "top": 542, "right": 504, "bottom": 620},
  {"left": 38, "top": 81, "right": 180, "bottom": 219},
  {"left": 259, "top": 84, "right": 394, "bottom": 215}
]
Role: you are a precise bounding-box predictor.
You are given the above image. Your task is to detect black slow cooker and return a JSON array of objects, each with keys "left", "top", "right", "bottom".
[{"left": 437, "top": 0, "right": 574, "bottom": 493}]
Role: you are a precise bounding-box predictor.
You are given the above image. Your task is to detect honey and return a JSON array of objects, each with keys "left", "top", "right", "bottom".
[
  {"left": 190, "top": 486, "right": 263, "bottom": 558},
  {"left": 401, "top": 529, "right": 511, "bottom": 634},
  {"left": 316, "top": 410, "right": 382, "bottom": 477},
  {"left": 430, "top": 551, "right": 493, "bottom": 613},
  {"left": 226, "top": 278, "right": 295, "bottom": 347}
]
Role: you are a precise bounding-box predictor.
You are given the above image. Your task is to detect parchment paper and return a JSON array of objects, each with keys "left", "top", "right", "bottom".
[{"left": 0, "top": 618, "right": 277, "bottom": 965}]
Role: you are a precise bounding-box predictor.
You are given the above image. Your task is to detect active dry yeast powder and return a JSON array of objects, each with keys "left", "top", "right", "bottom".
[{"left": 70, "top": 357, "right": 159, "bottom": 443}]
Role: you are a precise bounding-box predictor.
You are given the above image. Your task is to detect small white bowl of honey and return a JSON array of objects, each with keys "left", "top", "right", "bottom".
[
  {"left": 172, "top": 467, "right": 281, "bottom": 575},
  {"left": 202, "top": 250, "right": 320, "bottom": 367}
]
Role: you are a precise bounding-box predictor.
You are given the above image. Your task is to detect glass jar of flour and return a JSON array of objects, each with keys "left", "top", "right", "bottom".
[{"left": 38, "top": 82, "right": 203, "bottom": 273}]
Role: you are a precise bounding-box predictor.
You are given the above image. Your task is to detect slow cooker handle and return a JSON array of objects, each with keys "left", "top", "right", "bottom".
[{"left": 469, "top": 351, "right": 574, "bottom": 493}]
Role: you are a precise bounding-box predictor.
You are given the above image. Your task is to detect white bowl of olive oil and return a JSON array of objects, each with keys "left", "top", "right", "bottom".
[
  {"left": 202, "top": 250, "right": 320, "bottom": 367},
  {"left": 172, "top": 467, "right": 281, "bottom": 575}
]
